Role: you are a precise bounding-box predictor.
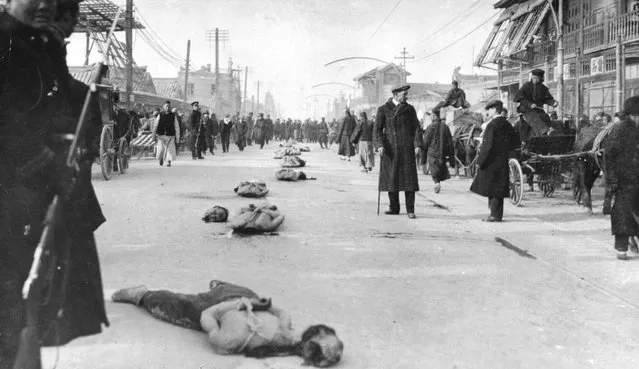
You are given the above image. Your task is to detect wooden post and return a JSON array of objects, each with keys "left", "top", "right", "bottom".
[
  {"left": 615, "top": 35, "right": 624, "bottom": 113},
  {"left": 85, "top": 31, "right": 90, "bottom": 66},
  {"left": 556, "top": 0, "right": 565, "bottom": 120},
  {"left": 125, "top": 0, "right": 133, "bottom": 108},
  {"left": 243, "top": 67, "right": 248, "bottom": 114},
  {"left": 575, "top": 46, "right": 581, "bottom": 129},
  {"left": 183, "top": 40, "right": 190, "bottom": 104}
]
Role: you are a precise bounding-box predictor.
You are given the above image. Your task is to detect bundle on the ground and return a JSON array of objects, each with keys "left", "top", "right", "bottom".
[
  {"left": 275, "top": 168, "right": 316, "bottom": 181},
  {"left": 230, "top": 204, "right": 285, "bottom": 233},
  {"left": 280, "top": 156, "right": 306, "bottom": 168},
  {"left": 202, "top": 205, "right": 229, "bottom": 223},
  {"left": 234, "top": 180, "right": 269, "bottom": 198},
  {"left": 274, "top": 148, "right": 301, "bottom": 159},
  {"left": 299, "top": 146, "right": 311, "bottom": 152}
]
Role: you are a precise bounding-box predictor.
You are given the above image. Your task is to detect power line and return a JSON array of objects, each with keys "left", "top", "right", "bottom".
[
  {"left": 367, "top": 0, "right": 405, "bottom": 42},
  {"left": 412, "top": 0, "right": 482, "bottom": 49},
  {"left": 415, "top": 13, "right": 499, "bottom": 62}
]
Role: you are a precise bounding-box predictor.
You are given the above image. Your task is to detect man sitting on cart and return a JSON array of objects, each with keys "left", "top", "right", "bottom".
[
  {"left": 513, "top": 69, "right": 558, "bottom": 142},
  {"left": 432, "top": 80, "right": 470, "bottom": 112}
]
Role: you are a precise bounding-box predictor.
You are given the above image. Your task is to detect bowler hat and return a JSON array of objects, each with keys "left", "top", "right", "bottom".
[
  {"left": 623, "top": 96, "right": 639, "bottom": 115},
  {"left": 484, "top": 100, "right": 503, "bottom": 110},
  {"left": 531, "top": 69, "right": 545, "bottom": 77},
  {"left": 391, "top": 84, "right": 410, "bottom": 94}
]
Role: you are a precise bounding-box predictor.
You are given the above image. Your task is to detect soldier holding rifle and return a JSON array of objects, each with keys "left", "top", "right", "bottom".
[{"left": 1, "top": 1, "right": 109, "bottom": 368}]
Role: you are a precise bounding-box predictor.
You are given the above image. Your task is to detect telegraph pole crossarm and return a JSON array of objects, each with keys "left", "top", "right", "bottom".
[{"left": 394, "top": 47, "right": 414, "bottom": 84}]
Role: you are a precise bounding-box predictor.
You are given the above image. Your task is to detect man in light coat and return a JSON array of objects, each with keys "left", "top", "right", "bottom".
[{"left": 153, "top": 101, "right": 181, "bottom": 167}]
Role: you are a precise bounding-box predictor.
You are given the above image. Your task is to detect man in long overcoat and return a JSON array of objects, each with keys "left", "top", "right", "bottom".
[
  {"left": 1, "top": 1, "right": 109, "bottom": 367},
  {"left": 421, "top": 113, "right": 455, "bottom": 193},
  {"left": 338, "top": 108, "right": 357, "bottom": 160},
  {"left": 375, "top": 85, "right": 423, "bottom": 219},
  {"left": 603, "top": 96, "right": 639, "bottom": 260},
  {"left": 204, "top": 111, "right": 218, "bottom": 155},
  {"left": 189, "top": 102, "right": 206, "bottom": 159},
  {"left": 253, "top": 113, "right": 267, "bottom": 149},
  {"left": 318, "top": 117, "right": 329, "bottom": 149},
  {"left": 470, "top": 100, "right": 519, "bottom": 222},
  {"left": 235, "top": 116, "right": 249, "bottom": 151}
]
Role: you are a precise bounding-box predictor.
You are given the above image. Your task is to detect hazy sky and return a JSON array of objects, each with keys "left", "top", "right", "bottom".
[{"left": 66, "top": 0, "right": 499, "bottom": 117}]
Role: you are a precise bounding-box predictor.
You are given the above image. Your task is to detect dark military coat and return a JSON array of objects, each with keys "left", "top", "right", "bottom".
[
  {"left": 470, "top": 116, "right": 518, "bottom": 199},
  {"left": 0, "top": 12, "right": 108, "bottom": 359},
  {"left": 374, "top": 99, "right": 422, "bottom": 192},
  {"left": 603, "top": 118, "right": 639, "bottom": 236}
]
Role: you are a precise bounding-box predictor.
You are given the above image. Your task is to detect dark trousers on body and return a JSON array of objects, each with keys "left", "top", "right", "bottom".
[
  {"left": 138, "top": 281, "right": 258, "bottom": 331},
  {"left": 388, "top": 191, "right": 416, "bottom": 214},
  {"left": 489, "top": 197, "right": 504, "bottom": 220}
]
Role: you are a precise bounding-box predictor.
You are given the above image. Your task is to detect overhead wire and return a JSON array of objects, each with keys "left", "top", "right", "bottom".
[
  {"left": 412, "top": 0, "right": 483, "bottom": 49},
  {"left": 415, "top": 13, "right": 499, "bottom": 61}
]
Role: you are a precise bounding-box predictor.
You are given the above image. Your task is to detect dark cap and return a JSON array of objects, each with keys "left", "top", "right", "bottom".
[
  {"left": 531, "top": 69, "right": 545, "bottom": 77},
  {"left": 452, "top": 80, "right": 458, "bottom": 85},
  {"left": 191, "top": 101, "right": 199, "bottom": 106},
  {"left": 485, "top": 100, "right": 504, "bottom": 110},
  {"left": 622, "top": 96, "right": 639, "bottom": 115},
  {"left": 165, "top": 100, "right": 171, "bottom": 105},
  {"left": 391, "top": 84, "right": 411, "bottom": 94}
]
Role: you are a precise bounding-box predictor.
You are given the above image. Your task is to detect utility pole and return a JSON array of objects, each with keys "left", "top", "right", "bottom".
[
  {"left": 394, "top": 47, "right": 414, "bottom": 84},
  {"left": 205, "top": 29, "right": 229, "bottom": 115},
  {"left": 243, "top": 67, "right": 249, "bottom": 114},
  {"left": 184, "top": 40, "right": 191, "bottom": 103},
  {"left": 125, "top": 0, "right": 133, "bottom": 108},
  {"left": 251, "top": 95, "right": 255, "bottom": 113},
  {"left": 257, "top": 81, "right": 260, "bottom": 112},
  {"left": 556, "top": 0, "right": 564, "bottom": 120},
  {"left": 234, "top": 66, "right": 242, "bottom": 113}
]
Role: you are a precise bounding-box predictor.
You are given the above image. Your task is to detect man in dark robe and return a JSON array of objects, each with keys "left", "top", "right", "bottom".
[
  {"left": 603, "top": 96, "right": 639, "bottom": 260},
  {"left": 375, "top": 85, "right": 423, "bottom": 219},
  {"left": 318, "top": 118, "right": 329, "bottom": 149},
  {"left": 189, "top": 102, "right": 206, "bottom": 159},
  {"left": 421, "top": 113, "right": 455, "bottom": 193},
  {"left": 470, "top": 100, "right": 519, "bottom": 222},
  {"left": 235, "top": 116, "right": 249, "bottom": 151},
  {"left": 204, "top": 111, "right": 218, "bottom": 155},
  {"left": 253, "top": 113, "right": 267, "bottom": 149},
  {"left": 1, "top": 1, "right": 109, "bottom": 367},
  {"left": 513, "top": 69, "right": 558, "bottom": 141},
  {"left": 220, "top": 114, "right": 233, "bottom": 153},
  {"left": 265, "top": 114, "right": 274, "bottom": 145},
  {"left": 246, "top": 112, "right": 255, "bottom": 146},
  {"left": 337, "top": 108, "right": 356, "bottom": 161}
]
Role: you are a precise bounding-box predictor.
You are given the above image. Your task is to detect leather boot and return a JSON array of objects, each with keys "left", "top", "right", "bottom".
[{"left": 112, "top": 285, "right": 148, "bottom": 306}]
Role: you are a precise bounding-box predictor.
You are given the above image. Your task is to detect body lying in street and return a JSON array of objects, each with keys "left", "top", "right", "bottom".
[{"left": 111, "top": 281, "right": 343, "bottom": 367}]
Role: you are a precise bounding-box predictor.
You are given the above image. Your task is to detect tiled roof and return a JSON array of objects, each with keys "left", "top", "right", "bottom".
[
  {"left": 154, "top": 78, "right": 184, "bottom": 100},
  {"left": 69, "top": 65, "right": 156, "bottom": 94}
]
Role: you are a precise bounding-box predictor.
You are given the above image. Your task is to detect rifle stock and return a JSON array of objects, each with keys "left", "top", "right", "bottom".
[{"left": 12, "top": 62, "right": 108, "bottom": 369}]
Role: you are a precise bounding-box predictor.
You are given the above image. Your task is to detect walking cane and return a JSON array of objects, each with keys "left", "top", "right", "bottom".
[{"left": 377, "top": 150, "right": 382, "bottom": 216}]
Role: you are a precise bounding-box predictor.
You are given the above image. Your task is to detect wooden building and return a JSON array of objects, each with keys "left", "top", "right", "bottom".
[{"left": 475, "top": 0, "right": 639, "bottom": 120}]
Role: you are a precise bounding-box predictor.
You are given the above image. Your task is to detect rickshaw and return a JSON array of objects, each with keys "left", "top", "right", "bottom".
[{"left": 95, "top": 86, "right": 135, "bottom": 180}]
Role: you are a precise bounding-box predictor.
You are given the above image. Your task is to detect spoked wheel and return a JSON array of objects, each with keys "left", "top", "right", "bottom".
[
  {"left": 118, "top": 138, "right": 130, "bottom": 174},
  {"left": 100, "top": 126, "right": 113, "bottom": 180},
  {"left": 509, "top": 159, "right": 524, "bottom": 206}
]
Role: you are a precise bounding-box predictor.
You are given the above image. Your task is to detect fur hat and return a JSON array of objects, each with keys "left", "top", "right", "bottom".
[
  {"left": 531, "top": 69, "right": 545, "bottom": 77},
  {"left": 622, "top": 96, "right": 639, "bottom": 115},
  {"left": 484, "top": 100, "right": 504, "bottom": 110}
]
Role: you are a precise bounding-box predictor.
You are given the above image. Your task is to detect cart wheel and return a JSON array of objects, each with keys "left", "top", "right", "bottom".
[
  {"left": 509, "top": 159, "right": 524, "bottom": 206},
  {"left": 100, "top": 126, "right": 113, "bottom": 180},
  {"left": 118, "top": 138, "right": 130, "bottom": 174}
]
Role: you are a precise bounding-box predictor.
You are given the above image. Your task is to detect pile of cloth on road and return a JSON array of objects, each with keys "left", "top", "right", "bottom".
[
  {"left": 202, "top": 205, "right": 229, "bottom": 223},
  {"left": 230, "top": 203, "right": 285, "bottom": 233},
  {"left": 280, "top": 156, "right": 306, "bottom": 168},
  {"left": 234, "top": 180, "right": 269, "bottom": 198},
  {"left": 274, "top": 147, "right": 302, "bottom": 159},
  {"left": 279, "top": 139, "right": 298, "bottom": 147},
  {"left": 299, "top": 146, "right": 311, "bottom": 152},
  {"left": 275, "top": 168, "right": 316, "bottom": 181}
]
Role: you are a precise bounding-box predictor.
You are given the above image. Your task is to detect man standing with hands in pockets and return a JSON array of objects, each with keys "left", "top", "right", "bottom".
[{"left": 374, "top": 85, "right": 423, "bottom": 219}]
